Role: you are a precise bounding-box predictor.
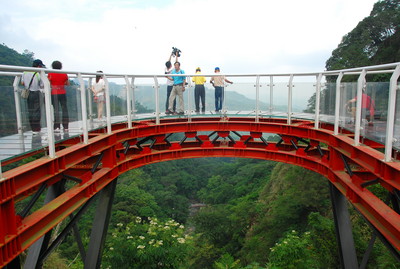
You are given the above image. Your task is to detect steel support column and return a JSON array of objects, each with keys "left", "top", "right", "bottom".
[
  {"left": 329, "top": 182, "right": 358, "bottom": 269},
  {"left": 84, "top": 179, "right": 118, "bottom": 269},
  {"left": 24, "top": 181, "right": 65, "bottom": 269}
]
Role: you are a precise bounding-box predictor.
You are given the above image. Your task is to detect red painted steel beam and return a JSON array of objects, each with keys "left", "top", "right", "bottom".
[{"left": 0, "top": 117, "right": 399, "bottom": 267}]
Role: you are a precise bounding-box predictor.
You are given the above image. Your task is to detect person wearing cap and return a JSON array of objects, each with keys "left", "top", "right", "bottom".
[
  {"left": 210, "top": 67, "right": 233, "bottom": 113},
  {"left": 164, "top": 52, "right": 177, "bottom": 113},
  {"left": 166, "top": 62, "right": 186, "bottom": 115},
  {"left": 21, "top": 59, "right": 45, "bottom": 135},
  {"left": 48, "top": 60, "right": 70, "bottom": 133},
  {"left": 192, "top": 67, "right": 206, "bottom": 113}
]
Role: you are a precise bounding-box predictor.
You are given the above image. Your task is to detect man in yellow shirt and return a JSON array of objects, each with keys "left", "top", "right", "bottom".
[{"left": 192, "top": 67, "right": 207, "bottom": 113}]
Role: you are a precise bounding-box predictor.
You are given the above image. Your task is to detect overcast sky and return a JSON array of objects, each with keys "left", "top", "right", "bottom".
[{"left": 1, "top": 0, "right": 378, "bottom": 75}]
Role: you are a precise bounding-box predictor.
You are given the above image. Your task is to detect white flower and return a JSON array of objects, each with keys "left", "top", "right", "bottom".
[
  {"left": 137, "top": 245, "right": 145, "bottom": 249},
  {"left": 117, "top": 223, "right": 123, "bottom": 227},
  {"left": 139, "top": 236, "right": 145, "bottom": 240},
  {"left": 179, "top": 225, "right": 184, "bottom": 229},
  {"left": 135, "top": 217, "right": 142, "bottom": 223},
  {"left": 109, "top": 247, "right": 114, "bottom": 251},
  {"left": 164, "top": 226, "right": 170, "bottom": 230},
  {"left": 177, "top": 238, "right": 185, "bottom": 244},
  {"left": 172, "top": 234, "right": 178, "bottom": 238},
  {"left": 149, "top": 239, "right": 155, "bottom": 245},
  {"left": 156, "top": 240, "right": 163, "bottom": 246},
  {"left": 127, "top": 236, "right": 133, "bottom": 239}
]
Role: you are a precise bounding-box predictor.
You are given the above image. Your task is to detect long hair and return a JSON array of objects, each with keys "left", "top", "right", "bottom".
[{"left": 96, "top": 70, "right": 103, "bottom": 83}]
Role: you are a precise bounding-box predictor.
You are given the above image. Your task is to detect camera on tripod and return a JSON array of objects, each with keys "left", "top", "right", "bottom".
[{"left": 172, "top": 47, "right": 181, "bottom": 57}]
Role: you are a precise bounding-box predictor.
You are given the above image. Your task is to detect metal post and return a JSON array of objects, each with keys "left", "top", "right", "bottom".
[
  {"left": 287, "top": 74, "right": 294, "bottom": 124},
  {"left": 354, "top": 69, "right": 367, "bottom": 146},
  {"left": 222, "top": 79, "right": 227, "bottom": 116},
  {"left": 255, "top": 75, "right": 260, "bottom": 123},
  {"left": 78, "top": 73, "right": 89, "bottom": 144},
  {"left": 314, "top": 73, "right": 322, "bottom": 129},
  {"left": 84, "top": 179, "right": 118, "bottom": 269},
  {"left": 131, "top": 77, "right": 136, "bottom": 119},
  {"left": 88, "top": 77, "right": 93, "bottom": 122},
  {"left": 103, "top": 75, "right": 112, "bottom": 134},
  {"left": 153, "top": 76, "right": 160, "bottom": 125},
  {"left": 384, "top": 64, "right": 400, "bottom": 162},
  {"left": 329, "top": 182, "right": 359, "bottom": 269},
  {"left": 13, "top": 76, "right": 23, "bottom": 135},
  {"left": 40, "top": 70, "right": 56, "bottom": 158},
  {"left": 334, "top": 72, "right": 344, "bottom": 135},
  {"left": 124, "top": 76, "right": 132, "bottom": 128},
  {"left": 269, "top": 76, "right": 274, "bottom": 116},
  {"left": 187, "top": 76, "right": 192, "bottom": 122},
  {"left": 24, "top": 181, "right": 65, "bottom": 269}
]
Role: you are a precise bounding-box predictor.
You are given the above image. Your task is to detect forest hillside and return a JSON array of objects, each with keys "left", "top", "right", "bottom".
[{"left": 1, "top": 0, "right": 400, "bottom": 267}]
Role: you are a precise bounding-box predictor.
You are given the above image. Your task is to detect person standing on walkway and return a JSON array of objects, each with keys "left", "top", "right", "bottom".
[
  {"left": 165, "top": 52, "right": 178, "bottom": 113},
  {"left": 48, "top": 60, "right": 70, "bottom": 132},
  {"left": 210, "top": 67, "right": 233, "bottom": 112},
  {"left": 192, "top": 67, "right": 206, "bottom": 113},
  {"left": 346, "top": 87, "right": 375, "bottom": 126},
  {"left": 21, "top": 59, "right": 45, "bottom": 135},
  {"left": 92, "top": 71, "right": 106, "bottom": 120},
  {"left": 166, "top": 62, "right": 186, "bottom": 115}
]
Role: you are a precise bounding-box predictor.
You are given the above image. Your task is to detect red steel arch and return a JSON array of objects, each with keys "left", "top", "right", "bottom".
[{"left": 1, "top": 117, "right": 400, "bottom": 266}]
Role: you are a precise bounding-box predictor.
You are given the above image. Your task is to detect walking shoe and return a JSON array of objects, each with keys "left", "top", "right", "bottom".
[
  {"left": 177, "top": 112, "right": 184, "bottom": 115},
  {"left": 165, "top": 110, "right": 173, "bottom": 115},
  {"left": 54, "top": 128, "right": 60, "bottom": 133}
]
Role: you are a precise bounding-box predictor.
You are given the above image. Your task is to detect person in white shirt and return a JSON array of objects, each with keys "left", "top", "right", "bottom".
[
  {"left": 21, "top": 59, "right": 45, "bottom": 135},
  {"left": 92, "top": 71, "right": 106, "bottom": 120}
]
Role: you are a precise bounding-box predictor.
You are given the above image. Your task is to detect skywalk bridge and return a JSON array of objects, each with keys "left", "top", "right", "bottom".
[{"left": 0, "top": 63, "right": 399, "bottom": 268}]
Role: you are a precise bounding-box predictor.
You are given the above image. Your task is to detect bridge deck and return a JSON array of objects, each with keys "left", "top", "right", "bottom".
[{"left": 0, "top": 111, "right": 393, "bottom": 164}]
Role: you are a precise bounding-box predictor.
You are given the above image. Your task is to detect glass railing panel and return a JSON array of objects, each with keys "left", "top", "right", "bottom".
[
  {"left": 134, "top": 78, "right": 158, "bottom": 119},
  {"left": 84, "top": 79, "right": 100, "bottom": 131},
  {"left": 108, "top": 78, "right": 128, "bottom": 123},
  {"left": 291, "top": 82, "right": 316, "bottom": 120},
  {"left": 339, "top": 82, "right": 389, "bottom": 143},
  {"left": 339, "top": 82, "right": 356, "bottom": 132},
  {"left": 363, "top": 82, "right": 389, "bottom": 145},
  {"left": 258, "top": 76, "right": 273, "bottom": 117},
  {"left": 318, "top": 82, "right": 337, "bottom": 124},
  {"left": 223, "top": 81, "right": 256, "bottom": 115},
  {"left": 187, "top": 80, "right": 216, "bottom": 116},
  {"left": 0, "top": 85, "right": 28, "bottom": 161},
  {"left": 52, "top": 83, "right": 83, "bottom": 140},
  {"left": 270, "top": 82, "right": 289, "bottom": 117}
]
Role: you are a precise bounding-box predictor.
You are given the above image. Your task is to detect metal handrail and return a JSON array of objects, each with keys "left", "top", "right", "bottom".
[{"left": 0, "top": 62, "right": 399, "bottom": 179}]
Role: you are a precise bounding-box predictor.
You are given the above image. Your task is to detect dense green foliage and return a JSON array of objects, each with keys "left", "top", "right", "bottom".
[
  {"left": 47, "top": 158, "right": 398, "bottom": 268},
  {"left": 326, "top": 0, "right": 400, "bottom": 72},
  {"left": 304, "top": 0, "right": 399, "bottom": 113}
]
